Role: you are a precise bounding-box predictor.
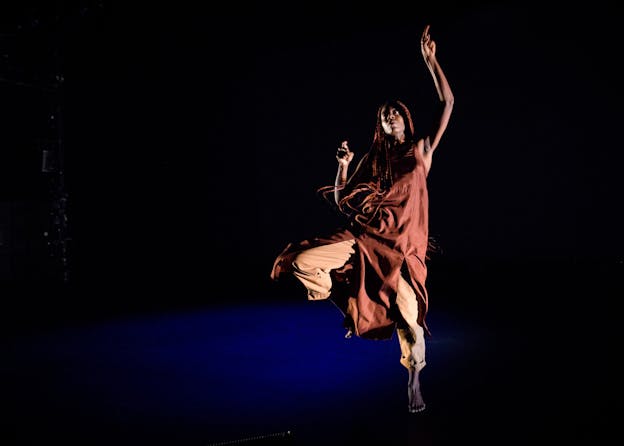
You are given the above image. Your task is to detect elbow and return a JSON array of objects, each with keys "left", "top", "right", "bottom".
[{"left": 444, "top": 93, "right": 454, "bottom": 108}]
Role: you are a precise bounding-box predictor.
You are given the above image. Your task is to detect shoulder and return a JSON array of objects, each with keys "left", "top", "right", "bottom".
[
  {"left": 412, "top": 138, "right": 427, "bottom": 157},
  {"left": 414, "top": 138, "right": 433, "bottom": 176}
]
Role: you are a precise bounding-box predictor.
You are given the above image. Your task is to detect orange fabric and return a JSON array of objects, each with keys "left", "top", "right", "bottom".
[{"left": 271, "top": 142, "right": 430, "bottom": 340}]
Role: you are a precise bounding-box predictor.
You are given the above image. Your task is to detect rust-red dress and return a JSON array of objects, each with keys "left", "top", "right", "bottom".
[{"left": 271, "top": 141, "right": 431, "bottom": 340}]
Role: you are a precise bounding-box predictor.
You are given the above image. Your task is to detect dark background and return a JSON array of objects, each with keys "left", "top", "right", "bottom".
[
  {"left": 1, "top": 0, "right": 622, "bottom": 315},
  {"left": 1, "top": 2, "right": 622, "bottom": 444}
]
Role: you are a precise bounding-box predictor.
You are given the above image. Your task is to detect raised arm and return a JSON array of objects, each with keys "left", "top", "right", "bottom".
[
  {"left": 421, "top": 25, "right": 454, "bottom": 157},
  {"left": 334, "top": 140, "right": 354, "bottom": 205}
]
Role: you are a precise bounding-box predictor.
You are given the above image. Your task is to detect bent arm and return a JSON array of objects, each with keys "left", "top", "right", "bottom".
[{"left": 334, "top": 140, "right": 354, "bottom": 206}]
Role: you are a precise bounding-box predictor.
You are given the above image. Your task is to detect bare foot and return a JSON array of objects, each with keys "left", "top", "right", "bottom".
[{"left": 408, "top": 368, "right": 426, "bottom": 413}]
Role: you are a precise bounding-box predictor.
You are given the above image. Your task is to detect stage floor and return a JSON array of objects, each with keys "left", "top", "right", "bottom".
[{"left": 1, "top": 258, "right": 619, "bottom": 445}]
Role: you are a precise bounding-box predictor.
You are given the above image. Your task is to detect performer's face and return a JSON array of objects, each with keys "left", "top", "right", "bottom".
[{"left": 381, "top": 106, "right": 406, "bottom": 142}]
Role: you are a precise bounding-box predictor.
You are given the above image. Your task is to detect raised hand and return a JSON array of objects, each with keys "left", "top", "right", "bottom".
[
  {"left": 336, "top": 140, "right": 354, "bottom": 167},
  {"left": 421, "top": 24, "right": 436, "bottom": 66}
]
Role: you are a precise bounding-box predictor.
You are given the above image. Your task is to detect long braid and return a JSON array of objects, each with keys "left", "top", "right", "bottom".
[{"left": 382, "top": 139, "right": 393, "bottom": 190}]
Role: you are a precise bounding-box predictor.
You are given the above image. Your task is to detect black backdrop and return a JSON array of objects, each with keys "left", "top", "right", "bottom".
[{"left": 1, "top": 1, "right": 622, "bottom": 309}]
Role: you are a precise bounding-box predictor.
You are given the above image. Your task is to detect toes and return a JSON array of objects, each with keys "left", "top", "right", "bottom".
[{"left": 408, "top": 404, "right": 426, "bottom": 414}]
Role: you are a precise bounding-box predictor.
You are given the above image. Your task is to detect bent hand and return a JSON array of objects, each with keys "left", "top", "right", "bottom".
[
  {"left": 336, "top": 140, "right": 354, "bottom": 167},
  {"left": 421, "top": 24, "right": 436, "bottom": 65}
]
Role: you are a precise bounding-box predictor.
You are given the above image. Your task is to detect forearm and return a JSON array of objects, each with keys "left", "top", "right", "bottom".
[
  {"left": 334, "top": 164, "right": 348, "bottom": 205},
  {"left": 427, "top": 56, "right": 454, "bottom": 105}
]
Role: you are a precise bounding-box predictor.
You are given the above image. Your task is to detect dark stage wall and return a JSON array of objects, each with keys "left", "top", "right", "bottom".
[
  {"left": 1, "top": 2, "right": 621, "bottom": 307},
  {"left": 1, "top": 6, "right": 620, "bottom": 444}
]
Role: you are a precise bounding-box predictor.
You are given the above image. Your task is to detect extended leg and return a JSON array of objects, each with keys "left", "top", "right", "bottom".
[{"left": 396, "top": 275, "right": 426, "bottom": 413}]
